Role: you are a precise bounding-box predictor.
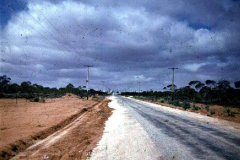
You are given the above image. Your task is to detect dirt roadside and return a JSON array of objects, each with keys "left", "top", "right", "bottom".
[{"left": 0, "top": 95, "right": 113, "bottom": 160}]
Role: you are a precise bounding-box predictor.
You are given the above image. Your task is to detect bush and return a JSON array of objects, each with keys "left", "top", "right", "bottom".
[
  {"left": 168, "top": 100, "right": 173, "bottom": 104},
  {"left": 226, "top": 109, "right": 231, "bottom": 114},
  {"left": 173, "top": 100, "right": 180, "bottom": 106},
  {"left": 228, "top": 112, "right": 236, "bottom": 117},
  {"left": 193, "top": 95, "right": 202, "bottom": 103},
  {"left": 39, "top": 98, "right": 45, "bottom": 103},
  {"left": 210, "top": 110, "right": 215, "bottom": 115},
  {"left": 181, "top": 101, "right": 191, "bottom": 110},
  {"left": 138, "top": 96, "right": 145, "bottom": 100},
  {"left": 30, "top": 97, "right": 39, "bottom": 102},
  {"left": 205, "top": 99, "right": 211, "bottom": 105},
  {"left": 205, "top": 104, "right": 210, "bottom": 112},
  {"left": 226, "top": 109, "right": 236, "bottom": 117},
  {"left": 192, "top": 105, "right": 200, "bottom": 111},
  {"left": 159, "top": 98, "right": 165, "bottom": 103}
]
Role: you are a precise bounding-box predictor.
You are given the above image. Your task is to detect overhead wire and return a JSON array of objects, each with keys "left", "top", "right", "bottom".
[
  {"left": 4, "top": 2, "right": 83, "bottom": 67},
  {"left": 3, "top": 1, "right": 96, "bottom": 88},
  {"left": 15, "top": 0, "right": 73, "bottom": 54},
  {"left": 30, "top": 1, "right": 80, "bottom": 53},
  {"left": 23, "top": 0, "right": 87, "bottom": 66}
]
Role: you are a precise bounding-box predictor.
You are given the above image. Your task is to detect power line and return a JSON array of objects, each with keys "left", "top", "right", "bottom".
[
  {"left": 4, "top": 3, "right": 83, "bottom": 67},
  {"left": 15, "top": 0, "right": 73, "bottom": 54},
  {"left": 22, "top": 0, "right": 79, "bottom": 54}
]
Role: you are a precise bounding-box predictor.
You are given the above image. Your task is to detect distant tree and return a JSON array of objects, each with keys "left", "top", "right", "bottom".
[
  {"left": 189, "top": 80, "right": 200, "bottom": 87},
  {"left": 216, "top": 80, "right": 232, "bottom": 104},
  {"left": 199, "top": 86, "right": 213, "bottom": 102},
  {"left": 8, "top": 83, "right": 20, "bottom": 93},
  {"left": 21, "top": 81, "right": 32, "bottom": 93},
  {"left": 0, "top": 75, "right": 11, "bottom": 92},
  {"left": 205, "top": 80, "right": 216, "bottom": 89},
  {"left": 217, "top": 80, "right": 231, "bottom": 91},
  {"left": 66, "top": 83, "right": 74, "bottom": 93},
  {"left": 59, "top": 87, "right": 66, "bottom": 93},
  {"left": 195, "top": 83, "right": 205, "bottom": 91},
  {"left": 189, "top": 81, "right": 200, "bottom": 86},
  {"left": 234, "top": 81, "right": 240, "bottom": 88},
  {"left": 177, "top": 86, "right": 196, "bottom": 100},
  {"left": 43, "top": 87, "right": 51, "bottom": 94},
  {"left": 78, "top": 86, "right": 82, "bottom": 90},
  {"left": 188, "top": 80, "right": 203, "bottom": 91},
  {"left": 166, "top": 84, "right": 177, "bottom": 91},
  {"left": 32, "top": 83, "right": 44, "bottom": 93}
]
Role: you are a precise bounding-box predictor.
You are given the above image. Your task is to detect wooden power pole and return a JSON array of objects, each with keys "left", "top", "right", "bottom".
[
  {"left": 138, "top": 82, "right": 140, "bottom": 97},
  {"left": 101, "top": 81, "right": 104, "bottom": 92},
  {"left": 84, "top": 65, "right": 93, "bottom": 100}
]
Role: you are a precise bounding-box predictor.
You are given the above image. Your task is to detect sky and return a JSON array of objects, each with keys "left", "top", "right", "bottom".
[{"left": 0, "top": 0, "right": 240, "bottom": 91}]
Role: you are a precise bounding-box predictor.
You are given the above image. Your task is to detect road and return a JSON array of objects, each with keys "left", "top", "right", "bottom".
[{"left": 116, "top": 95, "right": 240, "bottom": 160}]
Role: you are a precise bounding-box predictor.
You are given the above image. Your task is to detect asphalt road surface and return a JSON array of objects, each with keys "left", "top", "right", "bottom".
[{"left": 117, "top": 95, "right": 240, "bottom": 160}]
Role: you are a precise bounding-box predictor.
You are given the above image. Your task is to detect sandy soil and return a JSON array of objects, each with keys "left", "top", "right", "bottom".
[
  {"left": 0, "top": 94, "right": 112, "bottom": 160},
  {"left": 11, "top": 99, "right": 113, "bottom": 160}
]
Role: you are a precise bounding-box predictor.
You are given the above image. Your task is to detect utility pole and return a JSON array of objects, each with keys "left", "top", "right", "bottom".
[
  {"left": 84, "top": 65, "right": 93, "bottom": 100},
  {"left": 168, "top": 67, "right": 178, "bottom": 101},
  {"left": 138, "top": 82, "right": 140, "bottom": 97},
  {"left": 101, "top": 81, "right": 104, "bottom": 92}
]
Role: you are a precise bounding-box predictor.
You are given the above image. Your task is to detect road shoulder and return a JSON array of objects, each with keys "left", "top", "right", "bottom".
[{"left": 90, "top": 96, "right": 160, "bottom": 160}]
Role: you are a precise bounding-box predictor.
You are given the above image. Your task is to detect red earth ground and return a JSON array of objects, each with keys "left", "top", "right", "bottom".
[{"left": 0, "top": 94, "right": 112, "bottom": 160}]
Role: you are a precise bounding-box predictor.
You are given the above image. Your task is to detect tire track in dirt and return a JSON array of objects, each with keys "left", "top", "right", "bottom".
[
  {"left": 0, "top": 100, "right": 103, "bottom": 160},
  {"left": 8, "top": 99, "right": 112, "bottom": 160}
]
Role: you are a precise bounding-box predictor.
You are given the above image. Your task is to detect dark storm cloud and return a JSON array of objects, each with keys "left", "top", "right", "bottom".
[{"left": 1, "top": 0, "right": 240, "bottom": 91}]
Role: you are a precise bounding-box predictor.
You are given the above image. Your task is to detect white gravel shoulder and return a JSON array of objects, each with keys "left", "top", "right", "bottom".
[
  {"left": 131, "top": 98, "right": 240, "bottom": 133},
  {"left": 90, "top": 96, "right": 160, "bottom": 160}
]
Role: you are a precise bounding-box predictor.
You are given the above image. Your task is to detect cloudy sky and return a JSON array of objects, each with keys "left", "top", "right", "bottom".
[{"left": 1, "top": 0, "right": 240, "bottom": 91}]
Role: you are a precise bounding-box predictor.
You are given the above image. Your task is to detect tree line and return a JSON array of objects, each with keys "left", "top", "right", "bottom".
[
  {"left": 121, "top": 79, "right": 240, "bottom": 107},
  {"left": 0, "top": 75, "right": 105, "bottom": 99}
]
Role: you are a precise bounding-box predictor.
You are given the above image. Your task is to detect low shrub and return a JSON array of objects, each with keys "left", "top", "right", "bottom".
[
  {"left": 159, "top": 98, "right": 165, "bottom": 103},
  {"left": 173, "top": 100, "right": 180, "bottom": 106},
  {"left": 168, "top": 100, "right": 173, "bottom": 104},
  {"left": 138, "top": 96, "right": 145, "bottom": 100},
  {"left": 181, "top": 101, "right": 191, "bottom": 110},
  {"left": 205, "top": 99, "right": 211, "bottom": 105},
  {"left": 192, "top": 105, "right": 200, "bottom": 111},
  {"left": 226, "top": 109, "right": 231, "bottom": 114},
  {"left": 205, "top": 104, "right": 210, "bottom": 112},
  {"left": 210, "top": 110, "right": 215, "bottom": 115},
  {"left": 226, "top": 109, "right": 236, "bottom": 117},
  {"left": 39, "top": 98, "right": 45, "bottom": 103},
  {"left": 30, "top": 97, "right": 39, "bottom": 102}
]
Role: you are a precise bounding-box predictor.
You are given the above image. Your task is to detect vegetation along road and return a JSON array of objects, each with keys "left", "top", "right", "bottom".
[{"left": 116, "top": 95, "right": 240, "bottom": 160}]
